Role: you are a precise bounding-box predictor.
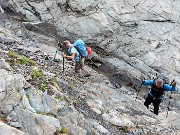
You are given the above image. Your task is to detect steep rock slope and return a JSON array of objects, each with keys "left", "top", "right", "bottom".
[{"left": 0, "top": 0, "right": 180, "bottom": 135}]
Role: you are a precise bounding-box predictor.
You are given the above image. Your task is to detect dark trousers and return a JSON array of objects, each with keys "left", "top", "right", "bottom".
[{"left": 144, "top": 94, "right": 162, "bottom": 115}]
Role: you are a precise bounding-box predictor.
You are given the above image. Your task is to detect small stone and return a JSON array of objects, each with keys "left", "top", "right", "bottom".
[{"left": 92, "top": 108, "right": 102, "bottom": 114}]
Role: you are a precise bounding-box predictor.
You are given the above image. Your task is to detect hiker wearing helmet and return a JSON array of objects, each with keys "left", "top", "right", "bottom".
[{"left": 142, "top": 78, "right": 177, "bottom": 115}]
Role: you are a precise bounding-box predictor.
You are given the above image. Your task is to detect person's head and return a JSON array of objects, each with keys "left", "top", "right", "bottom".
[
  {"left": 155, "top": 78, "right": 164, "bottom": 88},
  {"left": 63, "top": 40, "right": 70, "bottom": 48}
]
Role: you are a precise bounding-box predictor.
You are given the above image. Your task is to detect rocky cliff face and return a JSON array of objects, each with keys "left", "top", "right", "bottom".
[
  {"left": 0, "top": 0, "right": 180, "bottom": 135},
  {"left": 7, "top": 0, "right": 180, "bottom": 84}
]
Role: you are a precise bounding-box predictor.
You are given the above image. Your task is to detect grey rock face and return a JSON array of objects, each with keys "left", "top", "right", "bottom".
[
  {"left": 0, "top": 59, "right": 11, "bottom": 71},
  {"left": 0, "top": 0, "right": 180, "bottom": 135},
  {"left": 0, "top": 121, "right": 27, "bottom": 135},
  {"left": 7, "top": 0, "right": 180, "bottom": 86}
]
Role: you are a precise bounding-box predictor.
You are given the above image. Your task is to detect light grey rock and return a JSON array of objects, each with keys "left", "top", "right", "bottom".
[
  {"left": 42, "top": 70, "right": 56, "bottom": 77},
  {"left": 88, "top": 119, "right": 109, "bottom": 134},
  {"left": 34, "top": 113, "right": 61, "bottom": 128},
  {"left": 68, "top": 0, "right": 95, "bottom": 11},
  {"left": 22, "top": 95, "right": 36, "bottom": 113},
  {"left": 14, "top": 107, "right": 57, "bottom": 135},
  {"left": 0, "top": 59, "right": 11, "bottom": 71},
  {"left": 0, "top": 69, "right": 25, "bottom": 113},
  {"left": 26, "top": 89, "right": 59, "bottom": 114},
  {"left": 35, "top": 118, "right": 56, "bottom": 135},
  {"left": 58, "top": 106, "right": 74, "bottom": 116},
  {"left": 102, "top": 110, "right": 135, "bottom": 127},
  {"left": 2, "top": 0, "right": 180, "bottom": 134},
  {"left": 7, "top": 111, "right": 18, "bottom": 122},
  {"left": 10, "top": 121, "right": 22, "bottom": 128},
  {"left": 0, "top": 121, "right": 27, "bottom": 135}
]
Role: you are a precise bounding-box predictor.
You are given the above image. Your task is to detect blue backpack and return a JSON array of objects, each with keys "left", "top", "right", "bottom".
[{"left": 74, "top": 40, "right": 88, "bottom": 58}]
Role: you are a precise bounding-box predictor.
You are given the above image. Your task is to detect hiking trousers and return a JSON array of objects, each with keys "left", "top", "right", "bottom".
[
  {"left": 75, "top": 57, "right": 85, "bottom": 73},
  {"left": 144, "top": 93, "right": 162, "bottom": 115}
]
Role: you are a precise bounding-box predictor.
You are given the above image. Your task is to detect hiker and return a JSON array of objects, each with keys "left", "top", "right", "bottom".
[
  {"left": 61, "top": 40, "right": 90, "bottom": 76},
  {"left": 142, "top": 78, "right": 177, "bottom": 115}
]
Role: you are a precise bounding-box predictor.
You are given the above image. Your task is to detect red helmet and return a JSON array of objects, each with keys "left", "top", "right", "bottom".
[{"left": 86, "top": 47, "right": 92, "bottom": 55}]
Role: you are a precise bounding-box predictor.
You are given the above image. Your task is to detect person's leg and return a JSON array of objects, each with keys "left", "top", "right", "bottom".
[
  {"left": 80, "top": 58, "right": 91, "bottom": 76},
  {"left": 80, "top": 57, "right": 85, "bottom": 67},
  {"left": 153, "top": 98, "right": 162, "bottom": 115},
  {"left": 75, "top": 58, "right": 85, "bottom": 72},
  {"left": 144, "top": 94, "right": 153, "bottom": 109},
  {"left": 75, "top": 61, "right": 81, "bottom": 73}
]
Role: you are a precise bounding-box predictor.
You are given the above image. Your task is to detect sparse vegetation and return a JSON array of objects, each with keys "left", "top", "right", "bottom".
[
  {"left": 7, "top": 51, "right": 18, "bottom": 59},
  {"left": 20, "top": 56, "right": 36, "bottom": 66},
  {"left": 7, "top": 51, "right": 36, "bottom": 66},
  {"left": 41, "top": 81, "right": 48, "bottom": 92},
  {"left": 32, "top": 68, "right": 44, "bottom": 79},
  {"left": 61, "top": 127, "right": 69, "bottom": 135}
]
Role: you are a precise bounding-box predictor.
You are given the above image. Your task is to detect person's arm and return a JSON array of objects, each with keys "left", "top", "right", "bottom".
[
  {"left": 163, "top": 82, "right": 177, "bottom": 91},
  {"left": 142, "top": 80, "right": 154, "bottom": 86},
  {"left": 62, "top": 47, "right": 75, "bottom": 60},
  {"left": 62, "top": 53, "right": 75, "bottom": 60},
  {"left": 65, "top": 53, "right": 75, "bottom": 60}
]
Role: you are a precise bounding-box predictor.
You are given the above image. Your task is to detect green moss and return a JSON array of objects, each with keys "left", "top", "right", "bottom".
[
  {"left": 41, "top": 82, "right": 48, "bottom": 92},
  {"left": 61, "top": 127, "right": 69, "bottom": 134},
  {"left": 20, "top": 56, "right": 36, "bottom": 66},
  {"left": 41, "top": 78, "right": 49, "bottom": 92},
  {"left": 32, "top": 69, "right": 44, "bottom": 79},
  {"left": 7, "top": 51, "right": 18, "bottom": 59}
]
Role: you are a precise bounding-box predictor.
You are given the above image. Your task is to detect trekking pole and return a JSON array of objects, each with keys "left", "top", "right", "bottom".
[
  {"left": 53, "top": 50, "right": 58, "bottom": 61},
  {"left": 63, "top": 56, "right": 65, "bottom": 73},
  {"left": 166, "top": 79, "right": 175, "bottom": 118}
]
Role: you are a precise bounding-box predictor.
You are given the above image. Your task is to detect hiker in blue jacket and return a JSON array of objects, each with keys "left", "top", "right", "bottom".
[{"left": 142, "top": 78, "right": 176, "bottom": 115}]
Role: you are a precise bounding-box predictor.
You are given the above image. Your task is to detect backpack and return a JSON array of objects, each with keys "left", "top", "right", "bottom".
[{"left": 74, "top": 40, "right": 88, "bottom": 58}]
